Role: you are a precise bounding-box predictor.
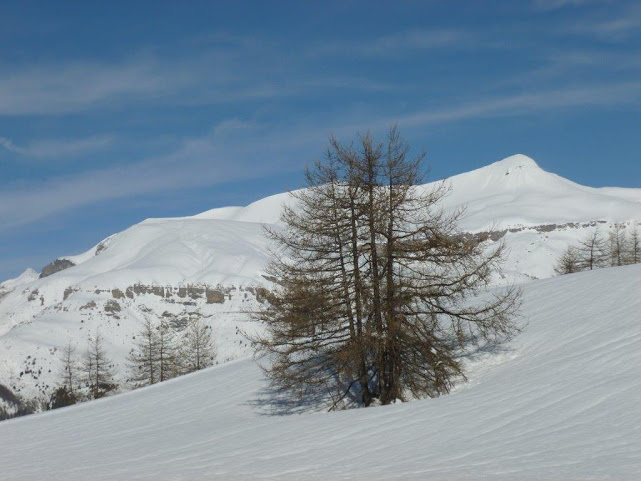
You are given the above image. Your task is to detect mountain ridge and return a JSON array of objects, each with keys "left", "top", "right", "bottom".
[{"left": 0, "top": 153, "right": 639, "bottom": 399}]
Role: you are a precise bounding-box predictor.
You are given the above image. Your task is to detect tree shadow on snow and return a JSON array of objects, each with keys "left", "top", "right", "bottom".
[
  {"left": 246, "top": 337, "right": 521, "bottom": 416},
  {"left": 245, "top": 382, "right": 334, "bottom": 416}
]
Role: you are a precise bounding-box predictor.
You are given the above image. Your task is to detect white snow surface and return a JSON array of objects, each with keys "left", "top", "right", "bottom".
[
  {"left": 9, "top": 154, "right": 640, "bottom": 289},
  {"left": 0, "top": 264, "right": 639, "bottom": 480},
  {"left": 193, "top": 154, "right": 641, "bottom": 231},
  {"left": 1, "top": 154, "right": 639, "bottom": 398},
  {"left": 435, "top": 154, "right": 640, "bottom": 231},
  {"left": 0, "top": 268, "right": 38, "bottom": 292}
]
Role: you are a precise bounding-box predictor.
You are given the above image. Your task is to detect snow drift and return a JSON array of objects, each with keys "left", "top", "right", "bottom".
[{"left": 0, "top": 264, "right": 639, "bottom": 480}]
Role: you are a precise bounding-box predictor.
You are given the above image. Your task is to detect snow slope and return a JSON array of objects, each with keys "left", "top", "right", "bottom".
[
  {"left": 0, "top": 154, "right": 639, "bottom": 398},
  {"left": 0, "top": 268, "right": 38, "bottom": 293},
  {"left": 440, "top": 154, "right": 641, "bottom": 231},
  {"left": 194, "top": 154, "right": 641, "bottom": 231},
  {"left": 0, "top": 264, "right": 639, "bottom": 480},
  {"left": 6, "top": 154, "right": 639, "bottom": 290}
]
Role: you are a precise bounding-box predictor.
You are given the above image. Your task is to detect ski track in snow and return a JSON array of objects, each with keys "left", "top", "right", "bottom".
[{"left": 0, "top": 264, "right": 639, "bottom": 480}]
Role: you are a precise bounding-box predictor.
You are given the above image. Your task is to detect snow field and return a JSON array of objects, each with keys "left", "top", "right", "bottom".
[
  {"left": 0, "top": 264, "right": 639, "bottom": 480},
  {"left": 1, "top": 153, "right": 640, "bottom": 399}
]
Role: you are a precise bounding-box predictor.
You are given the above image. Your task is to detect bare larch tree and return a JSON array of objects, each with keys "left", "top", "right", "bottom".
[
  {"left": 180, "top": 319, "right": 216, "bottom": 374},
  {"left": 60, "top": 339, "right": 79, "bottom": 393},
  {"left": 129, "top": 318, "right": 179, "bottom": 386},
  {"left": 48, "top": 339, "right": 80, "bottom": 409},
  {"left": 627, "top": 223, "right": 640, "bottom": 264},
  {"left": 128, "top": 318, "right": 160, "bottom": 387},
  {"left": 554, "top": 246, "right": 582, "bottom": 275},
  {"left": 82, "top": 331, "right": 116, "bottom": 399},
  {"left": 252, "top": 127, "right": 521, "bottom": 409},
  {"left": 156, "top": 321, "right": 176, "bottom": 382},
  {"left": 609, "top": 223, "right": 628, "bottom": 267},
  {"left": 576, "top": 227, "right": 607, "bottom": 270}
]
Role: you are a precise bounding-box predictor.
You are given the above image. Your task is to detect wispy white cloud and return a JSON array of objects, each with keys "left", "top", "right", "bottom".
[
  {"left": 0, "top": 43, "right": 402, "bottom": 117},
  {"left": 532, "top": 0, "right": 605, "bottom": 10},
  {"left": 396, "top": 82, "right": 641, "bottom": 128},
  {"left": 564, "top": 3, "right": 641, "bottom": 40},
  {"left": 323, "top": 81, "right": 641, "bottom": 139},
  {"left": 309, "top": 29, "right": 473, "bottom": 57},
  {"left": 0, "top": 120, "right": 322, "bottom": 229},
  {"left": 493, "top": 48, "right": 641, "bottom": 88},
  {"left": 0, "top": 59, "right": 191, "bottom": 116},
  {"left": 0, "top": 136, "right": 23, "bottom": 154},
  {"left": 0, "top": 32, "right": 285, "bottom": 116},
  {"left": 0, "top": 28, "right": 410, "bottom": 117},
  {"left": 0, "top": 134, "right": 113, "bottom": 158},
  {"left": 2, "top": 80, "right": 639, "bottom": 230}
]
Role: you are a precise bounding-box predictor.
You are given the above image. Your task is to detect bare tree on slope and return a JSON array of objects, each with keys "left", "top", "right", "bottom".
[
  {"left": 576, "top": 227, "right": 608, "bottom": 270},
  {"left": 251, "top": 127, "right": 521, "bottom": 409},
  {"left": 82, "top": 331, "right": 117, "bottom": 399},
  {"left": 179, "top": 319, "right": 217, "bottom": 374}
]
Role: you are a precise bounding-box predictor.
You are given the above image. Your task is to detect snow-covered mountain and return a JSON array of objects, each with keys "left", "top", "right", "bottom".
[
  {"left": 0, "top": 268, "right": 39, "bottom": 293},
  {"left": 0, "top": 154, "right": 639, "bottom": 399},
  {"left": 442, "top": 154, "right": 641, "bottom": 229},
  {"left": 1, "top": 264, "right": 639, "bottom": 480}
]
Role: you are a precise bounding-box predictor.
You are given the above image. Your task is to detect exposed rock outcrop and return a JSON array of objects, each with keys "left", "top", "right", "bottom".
[
  {"left": 206, "top": 289, "right": 225, "bottom": 304},
  {"left": 109, "top": 283, "right": 228, "bottom": 304},
  {"left": 39, "top": 259, "right": 75, "bottom": 279},
  {"left": 103, "top": 300, "right": 121, "bottom": 319},
  {"left": 463, "top": 220, "right": 608, "bottom": 243},
  {"left": 63, "top": 287, "right": 77, "bottom": 300},
  {"left": 95, "top": 242, "right": 108, "bottom": 255}
]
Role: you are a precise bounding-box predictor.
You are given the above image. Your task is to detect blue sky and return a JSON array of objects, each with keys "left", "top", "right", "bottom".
[{"left": 1, "top": 0, "right": 640, "bottom": 280}]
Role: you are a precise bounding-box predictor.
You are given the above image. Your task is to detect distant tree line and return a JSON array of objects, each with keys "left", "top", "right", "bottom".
[
  {"left": 555, "top": 223, "right": 640, "bottom": 275},
  {"left": 127, "top": 317, "right": 217, "bottom": 388},
  {"left": 47, "top": 318, "right": 216, "bottom": 411},
  {"left": 0, "top": 331, "right": 118, "bottom": 419},
  {"left": 49, "top": 332, "right": 118, "bottom": 409}
]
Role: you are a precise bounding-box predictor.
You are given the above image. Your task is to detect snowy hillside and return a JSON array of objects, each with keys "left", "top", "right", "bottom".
[
  {"left": 0, "top": 268, "right": 38, "bottom": 294},
  {"left": 0, "top": 154, "right": 639, "bottom": 398},
  {"left": 1, "top": 264, "right": 639, "bottom": 480},
  {"left": 441, "top": 154, "right": 641, "bottom": 230},
  {"left": 195, "top": 154, "right": 641, "bottom": 230}
]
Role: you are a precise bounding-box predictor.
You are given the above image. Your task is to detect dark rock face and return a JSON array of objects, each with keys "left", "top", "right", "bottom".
[
  {"left": 131, "top": 284, "right": 165, "bottom": 297},
  {"left": 0, "top": 383, "right": 18, "bottom": 405},
  {"left": 188, "top": 286, "right": 205, "bottom": 300},
  {"left": 104, "top": 299, "right": 121, "bottom": 313},
  {"left": 112, "top": 288, "right": 125, "bottom": 299},
  {"left": 95, "top": 241, "right": 108, "bottom": 255},
  {"left": 39, "top": 259, "right": 75, "bottom": 279},
  {"left": 63, "top": 287, "right": 77, "bottom": 300},
  {"left": 206, "top": 289, "right": 225, "bottom": 304},
  {"left": 462, "top": 220, "right": 608, "bottom": 244}
]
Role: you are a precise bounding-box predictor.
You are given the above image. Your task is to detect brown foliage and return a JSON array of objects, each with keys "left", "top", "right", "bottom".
[{"left": 251, "top": 127, "right": 521, "bottom": 409}]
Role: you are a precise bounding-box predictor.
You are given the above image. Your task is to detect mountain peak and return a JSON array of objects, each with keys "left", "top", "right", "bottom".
[
  {"left": 474, "top": 154, "right": 546, "bottom": 189},
  {"left": 0, "top": 267, "right": 39, "bottom": 291},
  {"left": 491, "top": 154, "right": 539, "bottom": 171}
]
